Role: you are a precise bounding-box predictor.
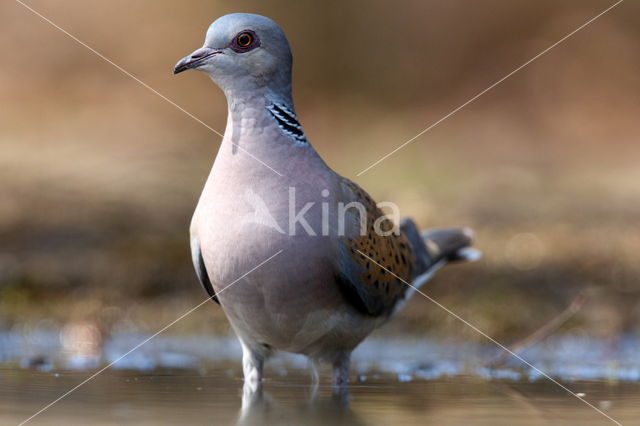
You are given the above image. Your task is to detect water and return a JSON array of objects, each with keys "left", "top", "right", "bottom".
[
  {"left": 1, "top": 330, "right": 639, "bottom": 425},
  {"left": 2, "top": 370, "right": 638, "bottom": 425}
]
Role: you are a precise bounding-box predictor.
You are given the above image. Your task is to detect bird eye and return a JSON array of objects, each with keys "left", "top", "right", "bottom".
[
  {"left": 236, "top": 32, "right": 253, "bottom": 47},
  {"left": 229, "top": 30, "right": 260, "bottom": 53}
]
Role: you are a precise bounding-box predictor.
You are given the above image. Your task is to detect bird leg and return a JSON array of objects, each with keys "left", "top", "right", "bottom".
[
  {"left": 241, "top": 342, "right": 264, "bottom": 393},
  {"left": 241, "top": 379, "right": 265, "bottom": 418},
  {"left": 310, "top": 358, "right": 321, "bottom": 385},
  {"left": 331, "top": 352, "right": 351, "bottom": 388},
  {"left": 309, "top": 358, "right": 321, "bottom": 400}
]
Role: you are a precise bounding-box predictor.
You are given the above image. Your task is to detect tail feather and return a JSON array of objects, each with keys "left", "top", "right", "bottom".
[
  {"left": 453, "top": 246, "right": 483, "bottom": 262},
  {"left": 393, "top": 219, "right": 481, "bottom": 317},
  {"left": 399, "top": 218, "right": 431, "bottom": 276},
  {"left": 422, "top": 227, "right": 480, "bottom": 263},
  {"left": 400, "top": 219, "right": 481, "bottom": 279}
]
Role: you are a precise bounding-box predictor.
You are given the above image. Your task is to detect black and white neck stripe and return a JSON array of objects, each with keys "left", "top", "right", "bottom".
[{"left": 266, "top": 102, "right": 308, "bottom": 144}]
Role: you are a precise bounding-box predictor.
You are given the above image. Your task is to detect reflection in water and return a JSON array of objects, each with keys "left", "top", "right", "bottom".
[
  {"left": 2, "top": 329, "right": 640, "bottom": 424},
  {"left": 238, "top": 382, "right": 363, "bottom": 426},
  {"left": 1, "top": 369, "right": 638, "bottom": 425}
]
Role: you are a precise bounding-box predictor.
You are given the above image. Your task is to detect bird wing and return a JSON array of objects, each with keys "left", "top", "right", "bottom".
[
  {"left": 190, "top": 236, "right": 219, "bottom": 304},
  {"left": 334, "top": 179, "right": 479, "bottom": 317},
  {"left": 334, "top": 178, "right": 417, "bottom": 317}
]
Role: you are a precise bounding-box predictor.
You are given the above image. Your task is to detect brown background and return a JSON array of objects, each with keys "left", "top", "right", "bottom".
[{"left": 1, "top": 0, "right": 639, "bottom": 343}]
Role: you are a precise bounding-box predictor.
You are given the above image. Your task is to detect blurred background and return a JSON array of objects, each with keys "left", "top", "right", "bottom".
[{"left": 1, "top": 0, "right": 639, "bottom": 365}]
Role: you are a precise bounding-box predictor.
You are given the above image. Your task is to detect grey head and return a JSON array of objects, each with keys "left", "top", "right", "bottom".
[{"left": 174, "top": 13, "right": 293, "bottom": 103}]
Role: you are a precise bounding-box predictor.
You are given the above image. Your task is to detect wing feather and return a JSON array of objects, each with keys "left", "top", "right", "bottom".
[
  {"left": 335, "top": 179, "right": 416, "bottom": 316},
  {"left": 190, "top": 237, "right": 219, "bottom": 304}
]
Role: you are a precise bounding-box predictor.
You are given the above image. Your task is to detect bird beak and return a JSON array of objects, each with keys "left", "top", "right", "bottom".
[{"left": 173, "top": 47, "right": 221, "bottom": 74}]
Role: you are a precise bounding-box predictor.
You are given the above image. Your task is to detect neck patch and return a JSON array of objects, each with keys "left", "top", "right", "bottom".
[{"left": 266, "top": 102, "right": 308, "bottom": 144}]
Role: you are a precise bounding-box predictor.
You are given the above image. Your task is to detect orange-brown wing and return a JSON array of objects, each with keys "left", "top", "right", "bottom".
[{"left": 335, "top": 179, "right": 416, "bottom": 317}]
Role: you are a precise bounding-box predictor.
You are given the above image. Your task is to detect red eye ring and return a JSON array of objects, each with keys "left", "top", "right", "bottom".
[
  {"left": 237, "top": 32, "right": 253, "bottom": 47},
  {"left": 229, "top": 30, "right": 260, "bottom": 53}
]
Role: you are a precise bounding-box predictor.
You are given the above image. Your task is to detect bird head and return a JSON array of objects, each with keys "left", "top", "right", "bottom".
[{"left": 174, "top": 13, "right": 293, "bottom": 99}]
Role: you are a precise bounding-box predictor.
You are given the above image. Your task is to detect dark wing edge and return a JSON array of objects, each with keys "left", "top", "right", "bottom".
[
  {"left": 190, "top": 238, "right": 219, "bottom": 304},
  {"left": 335, "top": 272, "right": 385, "bottom": 317}
]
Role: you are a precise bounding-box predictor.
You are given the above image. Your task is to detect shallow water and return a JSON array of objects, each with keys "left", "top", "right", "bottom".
[
  {"left": 2, "top": 370, "right": 638, "bottom": 425},
  {"left": 3, "top": 329, "right": 640, "bottom": 381},
  {"left": 2, "top": 330, "right": 639, "bottom": 425}
]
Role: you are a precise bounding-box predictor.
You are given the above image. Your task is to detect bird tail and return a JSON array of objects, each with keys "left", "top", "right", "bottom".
[
  {"left": 391, "top": 219, "right": 481, "bottom": 317},
  {"left": 400, "top": 218, "right": 481, "bottom": 278},
  {"left": 421, "top": 227, "right": 482, "bottom": 264}
]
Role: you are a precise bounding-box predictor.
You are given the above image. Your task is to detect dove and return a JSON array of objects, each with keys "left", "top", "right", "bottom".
[{"left": 174, "top": 13, "right": 480, "bottom": 389}]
